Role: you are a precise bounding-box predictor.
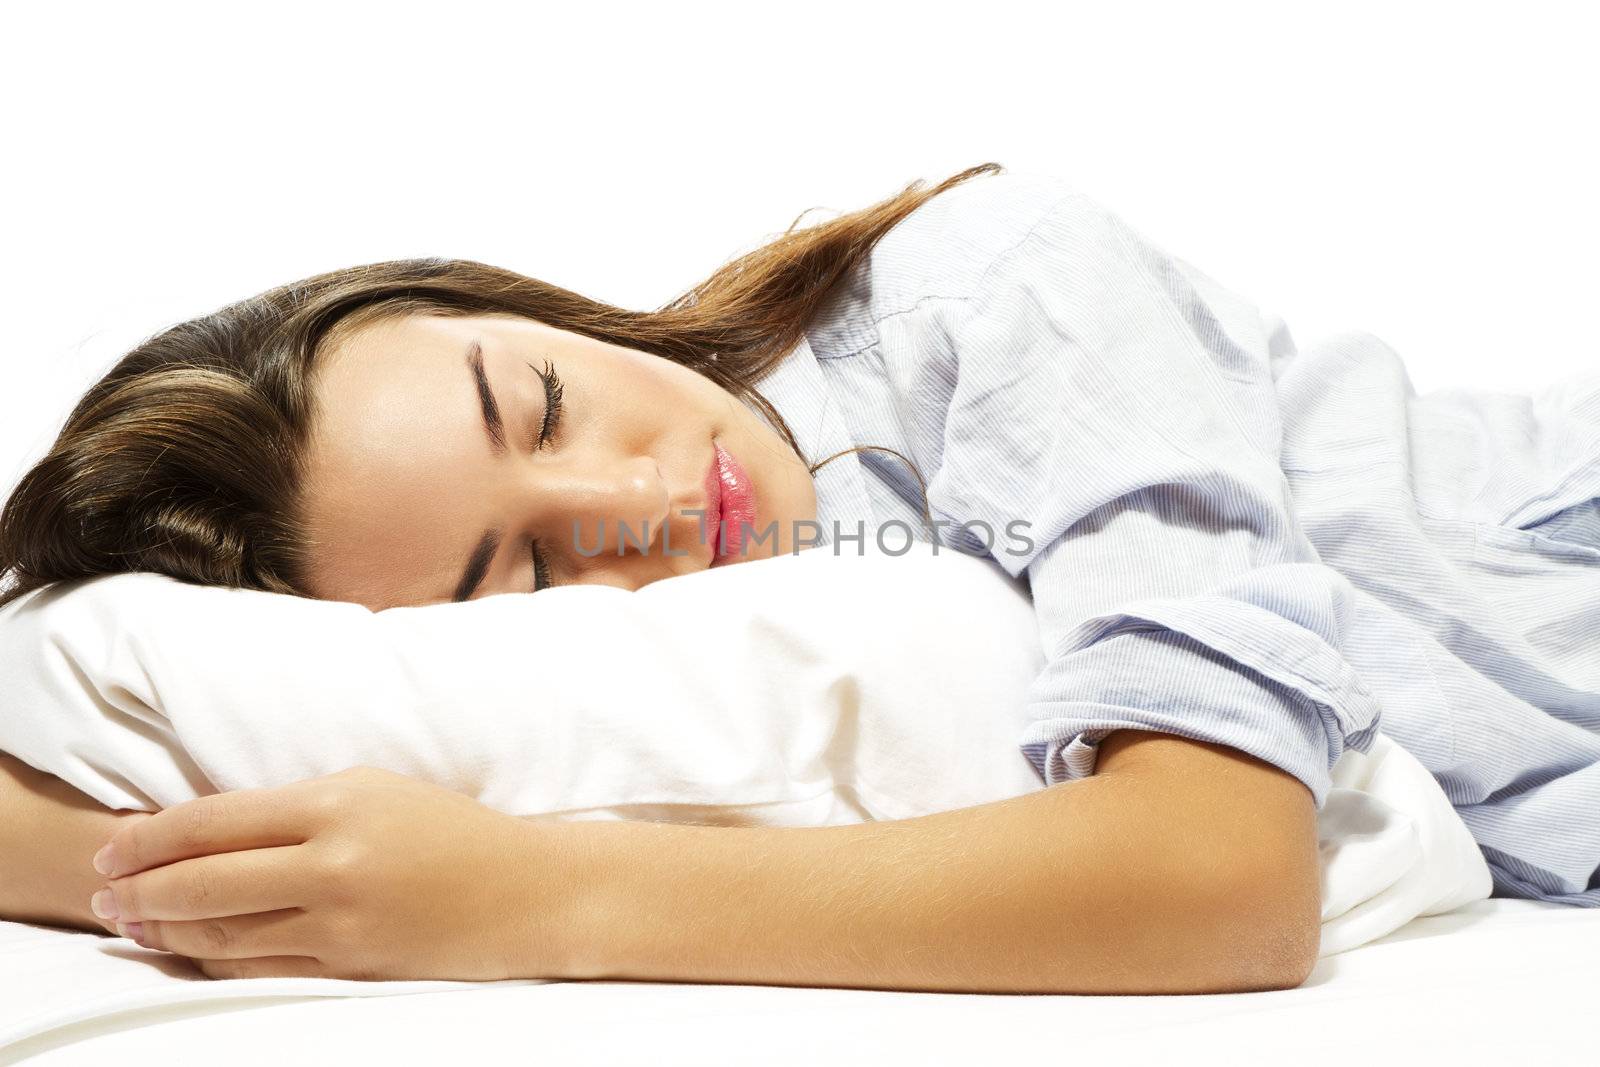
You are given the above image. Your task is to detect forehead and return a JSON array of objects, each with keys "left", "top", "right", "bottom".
[
  {"left": 308, "top": 313, "right": 488, "bottom": 480},
  {"left": 321, "top": 311, "right": 479, "bottom": 380},
  {"left": 298, "top": 313, "right": 517, "bottom": 607}
]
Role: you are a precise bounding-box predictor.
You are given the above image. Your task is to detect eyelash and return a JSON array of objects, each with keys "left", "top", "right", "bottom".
[
  {"left": 529, "top": 359, "right": 564, "bottom": 593},
  {"left": 531, "top": 359, "right": 564, "bottom": 449}
]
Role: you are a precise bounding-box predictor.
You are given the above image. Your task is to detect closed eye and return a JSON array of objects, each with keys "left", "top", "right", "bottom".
[
  {"left": 531, "top": 359, "right": 564, "bottom": 450},
  {"left": 528, "top": 359, "right": 563, "bottom": 594}
]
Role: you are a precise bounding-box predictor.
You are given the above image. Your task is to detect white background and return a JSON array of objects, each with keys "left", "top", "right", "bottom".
[
  {"left": 4, "top": 0, "right": 1596, "bottom": 493},
  {"left": 2, "top": 5, "right": 1597, "bottom": 1061}
]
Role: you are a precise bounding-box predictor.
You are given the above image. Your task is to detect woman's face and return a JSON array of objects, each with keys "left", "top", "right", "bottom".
[{"left": 298, "top": 312, "right": 818, "bottom": 610}]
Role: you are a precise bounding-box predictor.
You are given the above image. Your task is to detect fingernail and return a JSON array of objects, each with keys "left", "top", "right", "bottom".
[
  {"left": 92, "top": 844, "right": 114, "bottom": 877},
  {"left": 91, "top": 889, "right": 119, "bottom": 922},
  {"left": 118, "top": 922, "right": 145, "bottom": 944}
]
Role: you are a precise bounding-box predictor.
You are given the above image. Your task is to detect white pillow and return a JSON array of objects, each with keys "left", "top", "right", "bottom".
[
  {"left": 0, "top": 536, "right": 1492, "bottom": 954},
  {"left": 0, "top": 539, "right": 1048, "bottom": 824}
]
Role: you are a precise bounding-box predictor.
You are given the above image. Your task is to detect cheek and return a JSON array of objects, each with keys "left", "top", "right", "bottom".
[
  {"left": 784, "top": 460, "right": 820, "bottom": 523},
  {"left": 603, "top": 357, "right": 713, "bottom": 429},
  {"left": 750, "top": 442, "right": 816, "bottom": 527}
]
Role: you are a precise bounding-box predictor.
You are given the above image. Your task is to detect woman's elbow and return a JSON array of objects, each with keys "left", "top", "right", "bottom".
[
  {"left": 1230, "top": 888, "right": 1322, "bottom": 991},
  {"left": 1093, "top": 731, "right": 1323, "bottom": 992},
  {"left": 1202, "top": 827, "right": 1324, "bottom": 992}
]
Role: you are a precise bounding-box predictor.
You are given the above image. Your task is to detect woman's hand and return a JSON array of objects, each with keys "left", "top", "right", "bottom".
[{"left": 88, "top": 767, "right": 581, "bottom": 982}]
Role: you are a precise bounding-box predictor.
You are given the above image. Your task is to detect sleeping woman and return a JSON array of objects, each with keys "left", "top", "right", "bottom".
[{"left": 1, "top": 163, "right": 1597, "bottom": 994}]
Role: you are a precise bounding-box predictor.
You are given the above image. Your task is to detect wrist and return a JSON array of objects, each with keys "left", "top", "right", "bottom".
[
  {"left": 520, "top": 816, "right": 771, "bottom": 986},
  {"left": 502, "top": 815, "right": 613, "bottom": 982},
  {"left": 0, "top": 756, "right": 137, "bottom": 933}
]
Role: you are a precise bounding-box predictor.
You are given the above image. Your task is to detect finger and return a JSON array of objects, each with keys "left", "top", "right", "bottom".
[
  {"left": 136, "top": 907, "right": 314, "bottom": 961},
  {"left": 103, "top": 846, "right": 309, "bottom": 922},
  {"left": 191, "top": 954, "right": 330, "bottom": 980},
  {"left": 94, "top": 785, "right": 321, "bottom": 879}
]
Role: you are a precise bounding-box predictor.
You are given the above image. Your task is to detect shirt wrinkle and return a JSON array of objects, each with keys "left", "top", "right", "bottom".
[{"left": 754, "top": 170, "right": 1600, "bottom": 907}]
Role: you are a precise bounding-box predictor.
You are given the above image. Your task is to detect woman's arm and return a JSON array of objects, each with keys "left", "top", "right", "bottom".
[
  {"left": 91, "top": 730, "right": 1320, "bottom": 991},
  {"left": 551, "top": 729, "right": 1322, "bottom": 994},
  {"left": 0, "top": 751, "right": 141, "bottom": 934}
]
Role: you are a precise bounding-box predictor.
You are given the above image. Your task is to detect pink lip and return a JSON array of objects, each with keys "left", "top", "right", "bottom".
[
  {"left": 706, "top": 441, "right": 756, "bottom": 565},
  {"left": 701, "top": 447, "right": 723, "bottom": 564}
]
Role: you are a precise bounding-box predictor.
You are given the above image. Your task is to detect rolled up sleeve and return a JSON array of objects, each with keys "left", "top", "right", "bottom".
[{"left": 924, "top": 187, "right": 1383, "bottom": 810}]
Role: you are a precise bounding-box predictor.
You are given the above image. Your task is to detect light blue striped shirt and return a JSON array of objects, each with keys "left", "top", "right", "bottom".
[{"left": 748, "top": 171, "right": 1600, "bottom": 907}]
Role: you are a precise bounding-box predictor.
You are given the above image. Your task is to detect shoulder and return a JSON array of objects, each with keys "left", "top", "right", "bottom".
[
  {"left": 888, "top": 169, "right": 1083, "bottom": 256},
  {"left": 806, "top": 171, "right": 1091, "bottom": 357}
]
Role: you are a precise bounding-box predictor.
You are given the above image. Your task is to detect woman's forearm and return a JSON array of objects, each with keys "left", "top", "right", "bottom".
[
  {"left": 538, "top": 732, "right": 1322, "bottom": 995},
  {"left": 0, "top": 751, "right": 141, "bottom": 933}
]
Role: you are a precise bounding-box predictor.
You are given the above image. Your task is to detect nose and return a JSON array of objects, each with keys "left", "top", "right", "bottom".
[{"left": 527, "top": 453, "right": 670, "bottom": 558}]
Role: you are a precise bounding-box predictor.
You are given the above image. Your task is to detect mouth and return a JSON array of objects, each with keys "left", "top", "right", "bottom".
[
  {"left": 705, "top": 440, "right": 756, "bottom": 566},
  {"left": 701, "top": 446, "right": 723, "bottom": 564}
]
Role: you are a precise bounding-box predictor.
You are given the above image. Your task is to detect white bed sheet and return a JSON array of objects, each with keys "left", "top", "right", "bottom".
[{"left": 2, "top": 898, "right": 1594, "bottom": 1066}]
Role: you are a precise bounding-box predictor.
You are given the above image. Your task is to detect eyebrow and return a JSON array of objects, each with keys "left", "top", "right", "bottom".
[
  {"left": 453, "top": 339, "right": 505, "bottom": 602},
  {"left": 452, "top": 528, "right": 501, "bottom": 603},
  {"left": 468, "top": 339, "right": 507, "bottom": 456}
]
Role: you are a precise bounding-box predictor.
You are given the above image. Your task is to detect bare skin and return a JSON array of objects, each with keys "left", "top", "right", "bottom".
[
  {"left": 0, "top": 751, "right": 135, "bottom": 936},
  {"left": 298, "top": 312, "right": 820, "bottom": 610},
  {"left": 84, "top": 731, "right": 1321, "bottom": 991}
]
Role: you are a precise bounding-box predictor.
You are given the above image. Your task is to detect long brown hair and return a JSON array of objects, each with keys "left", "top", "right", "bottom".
[{"left": 0, "top": 163, "right": 1003, "bottom": 610}]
